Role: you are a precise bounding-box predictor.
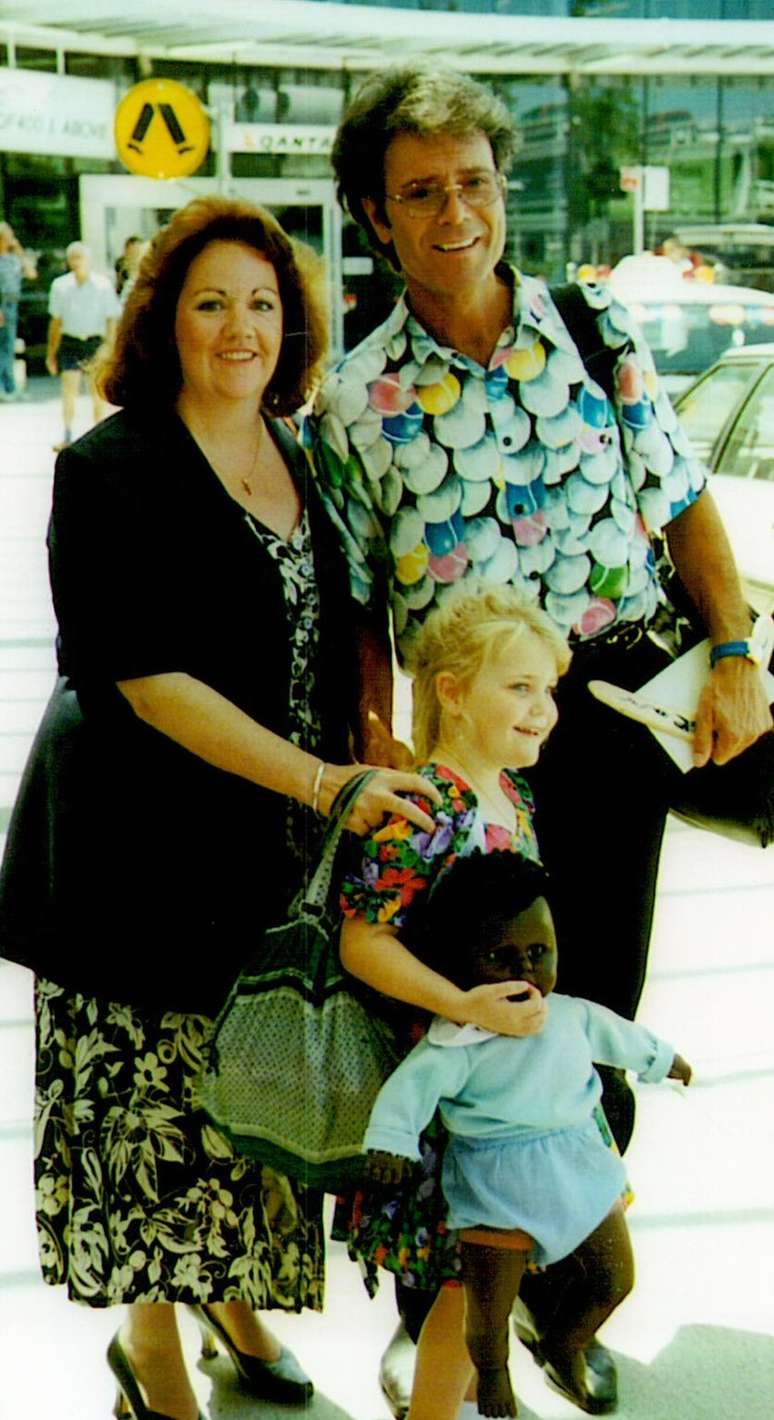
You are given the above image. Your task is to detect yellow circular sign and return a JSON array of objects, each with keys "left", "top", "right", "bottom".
[{"left": 115, "top": 79, "right": 210, "bottom": 179}]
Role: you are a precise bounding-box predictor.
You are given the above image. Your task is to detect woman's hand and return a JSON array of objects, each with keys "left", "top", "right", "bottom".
[
  {"left": 317, "top": 762, "right": 442, "bottom": 836},
  {"left": 463, "top": 981, "right": 548, "bottom": 1037}
]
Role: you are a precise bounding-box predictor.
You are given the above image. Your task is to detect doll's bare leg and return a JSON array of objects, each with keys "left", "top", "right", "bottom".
[
  {"left": 406, "top": 1281, "right": 474, "bottom": 1420},
  {"left": 460, "top": 1230, "right": 532, "bottom": 1417},
  {"left": 539, "top": 1205, "right": 634, "bottom": 1409}
]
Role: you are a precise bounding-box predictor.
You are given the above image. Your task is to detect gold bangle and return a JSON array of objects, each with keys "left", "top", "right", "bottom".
[{"left": 311, "top": 760, "right": 326, "bottom": 815}]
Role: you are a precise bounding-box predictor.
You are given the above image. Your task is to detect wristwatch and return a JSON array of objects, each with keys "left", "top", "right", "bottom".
[{"left": 709, "top": 616, "right": 774, "bottom": 670}]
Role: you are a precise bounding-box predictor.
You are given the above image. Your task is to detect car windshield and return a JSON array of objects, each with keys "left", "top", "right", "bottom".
[
  {"left": 676, "top": 359, "right": 770, "bottom": 462},
  {"left": 715, "top": 364, "right": 774, "bottom": 483},
  {"left": 628, "top": 298, "right": 774, "bottom": 377}
]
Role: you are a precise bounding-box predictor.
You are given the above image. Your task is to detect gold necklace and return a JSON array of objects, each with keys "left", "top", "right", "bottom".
[{"left": 239, "top": 418, "right": 265, "bottom": 499}]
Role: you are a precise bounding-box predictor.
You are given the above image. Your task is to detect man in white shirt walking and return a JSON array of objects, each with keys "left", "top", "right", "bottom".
[{"left": 46, "top": 241, "right": 120, "bottom": 450}]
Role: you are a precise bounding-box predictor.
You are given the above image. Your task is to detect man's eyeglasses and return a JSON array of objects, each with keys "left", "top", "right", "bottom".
[{"left": 385, "top": 171, "right": 506, "bottom": 218}]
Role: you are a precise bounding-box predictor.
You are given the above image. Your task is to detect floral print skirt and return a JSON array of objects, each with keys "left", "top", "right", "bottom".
[{"left": 33, "top": 977, "right": 325, "bottom": 1311}]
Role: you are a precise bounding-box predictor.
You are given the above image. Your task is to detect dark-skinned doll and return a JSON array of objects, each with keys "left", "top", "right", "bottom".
[{"left": 365, "top": 853, "right": 691, "bottom": 1418}]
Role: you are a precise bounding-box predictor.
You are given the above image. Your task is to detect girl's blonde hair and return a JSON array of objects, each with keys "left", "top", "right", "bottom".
[{"left": 405, "top": 583, "right": 571, "bottom": 763}]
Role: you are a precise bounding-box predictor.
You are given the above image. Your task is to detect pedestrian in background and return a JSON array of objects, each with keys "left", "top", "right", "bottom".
[
  {"left": 115, "top": 233, "right": 149, "bottom": 302},
  {"left": 0, "top": 221, "right": 37, "bottom": 401},
  {"left": 45, "top": 240, "right": 120, "bottom": 449}
]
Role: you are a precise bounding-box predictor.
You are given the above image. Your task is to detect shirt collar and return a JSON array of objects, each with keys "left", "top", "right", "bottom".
[
  {"left": 387, "top": 264, "right": 581, "bottom": 376},
  {"left": 427, "top": 1016, "right": 496, "bottom": 1047}
]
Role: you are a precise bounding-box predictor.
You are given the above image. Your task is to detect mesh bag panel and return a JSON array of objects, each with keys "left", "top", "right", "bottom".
[
  {"left": 198, "top": 772, "right": 401, "bottom": 1189},
  {"left": 200, "top": 981, "right": 398, "bottom": 1170}
]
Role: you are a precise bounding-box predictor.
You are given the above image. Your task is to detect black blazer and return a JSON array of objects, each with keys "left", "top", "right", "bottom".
[{"left": 0, "top": 410, "right": 358, "bottom": 1012}]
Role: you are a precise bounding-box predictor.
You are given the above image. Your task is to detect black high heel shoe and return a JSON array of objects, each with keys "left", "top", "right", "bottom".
[
  {"left": 191, "top": 1304, "right": 314, "bottom": 1405},
  {"left": 107, "top": 1334, "right": 205, "bottom": 1420}
]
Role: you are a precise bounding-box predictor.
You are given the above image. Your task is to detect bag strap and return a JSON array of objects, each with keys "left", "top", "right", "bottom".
[
  {"left": 550, "top": 282, "right": 617, "bottom": 403},
  {"left": 301, "top": 768, "right": 379, "bottom": 913}
]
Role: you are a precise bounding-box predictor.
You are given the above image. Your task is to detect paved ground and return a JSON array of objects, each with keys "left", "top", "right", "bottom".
[{"left": 1, "top": 380, "right": 773, "bottom": 1419}]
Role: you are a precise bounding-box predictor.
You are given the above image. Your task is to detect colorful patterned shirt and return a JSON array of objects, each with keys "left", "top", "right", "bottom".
[
  {"left": 307, "top": 269, "right": 707, "bottom": 660},
  {"left": 340, "top": 762, "right": 539, "bottom": 928}
]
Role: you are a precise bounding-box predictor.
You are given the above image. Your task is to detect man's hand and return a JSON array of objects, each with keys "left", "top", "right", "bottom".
[
  {"left": 46, "top": 353, "right": 58, "bottom": 377},
  {"left": 668, "top": 1053, "right": 692, "bottom": 1086},
  {"left": 363, "top": 711, "right": 414, "bottom": 770},
  {"left": 692, "top": 657, "right": 772, "bottom": 768},
  {"left": 366, "top": 1149, "right": 413, "bottom": 1187}
]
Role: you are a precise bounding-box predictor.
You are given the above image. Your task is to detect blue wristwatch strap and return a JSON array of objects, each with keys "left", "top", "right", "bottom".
[{"left": 709, "top": 639, "right": 757, "bottom": 669}]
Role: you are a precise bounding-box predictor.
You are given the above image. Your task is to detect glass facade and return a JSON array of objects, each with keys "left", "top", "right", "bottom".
[
  {"left": 306, "top": 0, "right": 773, "bottom": 15},
  {"left": 1, "top": 0, "right": 772, "bottom": 346},
  {"left": 488, "top": 72, "right": 773, "bottom": 287}
]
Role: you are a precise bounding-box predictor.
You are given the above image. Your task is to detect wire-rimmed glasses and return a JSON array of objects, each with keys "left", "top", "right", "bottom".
[{"left": 384, "top": 171, "right": 507, "bottom": 218}]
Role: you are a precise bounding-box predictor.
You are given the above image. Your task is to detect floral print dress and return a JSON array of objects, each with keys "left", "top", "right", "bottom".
[
  {"left": 33, "top": 507, "right": 327, "bottom": 1311},
  {"left": 333, "top": 762, "right": 541, "bottom": 1296}
]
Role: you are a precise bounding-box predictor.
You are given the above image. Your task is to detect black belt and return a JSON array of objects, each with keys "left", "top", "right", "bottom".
[
  {"left": 63, "top": 333, "right": 102, "bottom": 342},
  {"left": 574, "top": 619, "right": 649, "bottom": 656}
]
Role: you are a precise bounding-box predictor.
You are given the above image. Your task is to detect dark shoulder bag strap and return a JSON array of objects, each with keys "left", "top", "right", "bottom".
[
  {"left": 551, "top": 280, "right": 690, "bottom": 621},
  {"left": 550, "top": 282, "right": 618, "bottom": 403}
]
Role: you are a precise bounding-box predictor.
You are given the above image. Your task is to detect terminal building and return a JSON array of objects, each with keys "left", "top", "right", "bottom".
[{"left": 1, "top": 0, "right": 773, "bottom": 362}]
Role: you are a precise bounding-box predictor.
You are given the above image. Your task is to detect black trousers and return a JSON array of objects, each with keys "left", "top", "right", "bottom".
[
  {"left": 529, "top": 632, "right": 678, "bottom": 1018},
  {"left": 527, "top": 630, "right": 681, "bottom": 1153}
]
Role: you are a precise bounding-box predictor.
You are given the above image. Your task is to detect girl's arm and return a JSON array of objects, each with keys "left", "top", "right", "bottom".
[
  {"left": 340, "top": 915, "right": 546, "bottom": 1038},
  {"left": 117, "top": 672, "right": 440, "bottom": 834}
]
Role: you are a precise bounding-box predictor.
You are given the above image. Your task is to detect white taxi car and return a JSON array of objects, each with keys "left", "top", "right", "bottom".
[
  {"left": 608, "top": 255, "right": 774, "bottom": 398},
  {"left": 675, "top": 343, "right": 774, "bottom": 613}
]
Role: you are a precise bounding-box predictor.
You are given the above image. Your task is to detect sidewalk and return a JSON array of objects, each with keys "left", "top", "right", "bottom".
[{"left": 1, "top": 382, "right": 773, "bottom": 1419}]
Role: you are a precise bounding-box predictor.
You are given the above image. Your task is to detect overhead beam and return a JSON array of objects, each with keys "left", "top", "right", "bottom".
[{"left": 1, "top": 7, "right": 773, "bottom": 76}]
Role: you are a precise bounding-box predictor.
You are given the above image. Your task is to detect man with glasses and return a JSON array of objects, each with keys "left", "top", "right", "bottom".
[{"left": 308, "top": 64, "right": 770, "bottom": 1420}]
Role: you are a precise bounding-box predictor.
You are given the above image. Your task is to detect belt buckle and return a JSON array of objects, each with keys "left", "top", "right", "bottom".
[
  {"left": 613, "top": 621, "right": 645, "bottom": 651},
  {"left": 583, "top": 620, "right": 645, "bottom": 654}
]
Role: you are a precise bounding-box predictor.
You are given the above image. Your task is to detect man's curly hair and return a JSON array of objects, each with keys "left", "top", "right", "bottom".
[{"left": 332, "top": 64, "right": 518, "bottom": 270}]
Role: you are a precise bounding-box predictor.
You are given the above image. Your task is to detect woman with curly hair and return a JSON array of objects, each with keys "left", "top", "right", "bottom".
[{"left": 0, "top": 195, "right": 439, "bottom": 1420}]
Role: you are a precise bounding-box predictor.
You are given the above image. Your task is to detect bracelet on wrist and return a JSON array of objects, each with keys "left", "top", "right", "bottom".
[
  {"left": 710, "top": 614, "right": 774, "bottom": 670},
  {"left": 311, "top": 759, "right": 326, "bottom": 815},
  {"left": 709, "top": 640, "right": 759, "bottom": 669}
]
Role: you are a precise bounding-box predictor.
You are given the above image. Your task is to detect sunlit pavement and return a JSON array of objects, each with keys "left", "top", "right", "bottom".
[{"left": 1, "top": 381, "right": 773, "bottom": 1419}]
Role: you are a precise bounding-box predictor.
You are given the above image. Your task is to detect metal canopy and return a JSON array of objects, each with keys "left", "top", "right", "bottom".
[{"left": 1, "top": 0, "right": 774, "bottom": 76}]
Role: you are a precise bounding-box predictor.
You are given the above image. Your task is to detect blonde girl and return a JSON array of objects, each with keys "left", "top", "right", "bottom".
[{"left": 337, "top": 582, "right": 570, "bottom": 1420}]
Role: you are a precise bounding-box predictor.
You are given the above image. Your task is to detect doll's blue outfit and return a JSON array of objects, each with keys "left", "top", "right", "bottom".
[{"left": 365, "top": 996, "right": 674, "bottom": 1265}]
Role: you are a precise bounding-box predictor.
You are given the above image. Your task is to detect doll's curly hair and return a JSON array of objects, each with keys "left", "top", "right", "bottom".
[{"left": 408, "top": 851, "right": 553, "bottom": 991}]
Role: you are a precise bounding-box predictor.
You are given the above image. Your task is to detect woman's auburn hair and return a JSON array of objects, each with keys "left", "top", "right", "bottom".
[
  {"left": 97, "top": 195, "right": 329, "bottom": 415},
  {"left": 332, "top": 64, "right": 518, "bottom": 270},
  {"left": 406, "top": 582, "right": 571, "bottom": 764}
]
